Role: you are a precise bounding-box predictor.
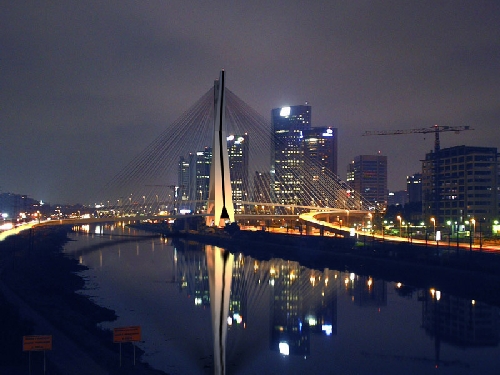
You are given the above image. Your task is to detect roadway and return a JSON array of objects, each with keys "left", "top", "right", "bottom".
[{"left": 3, "top": 211, "right": 500, "bottom": 253}]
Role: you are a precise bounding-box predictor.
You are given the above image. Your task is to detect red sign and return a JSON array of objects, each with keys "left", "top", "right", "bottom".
[
  {"left": 113, "top": 326, "right": 141, "bottom": 343},
  {"left": 23, "top": 335, "right": 52, "bottom": 351}
]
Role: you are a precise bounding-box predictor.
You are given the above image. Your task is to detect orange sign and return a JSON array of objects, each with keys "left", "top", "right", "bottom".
[
  {"left": 113, "top": 326, "right": 141, "bottom": 343},
  {"left": 23, "top": 335, "right": 52, "bottom": 351}
]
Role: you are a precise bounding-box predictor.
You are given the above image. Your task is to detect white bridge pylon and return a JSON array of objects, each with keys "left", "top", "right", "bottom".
[{"left": 206, "top": 70, "right": 235, "bottom": 227}]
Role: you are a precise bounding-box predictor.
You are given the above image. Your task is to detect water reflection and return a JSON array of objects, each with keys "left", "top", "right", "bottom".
[{"left": 64, "top": 226, "right": 500, "bottom": 374}]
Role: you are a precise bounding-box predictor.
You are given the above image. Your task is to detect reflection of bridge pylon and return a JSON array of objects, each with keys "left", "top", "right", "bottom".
[{"left": 207, "top": 70, "right": 235, "bottom": 227}]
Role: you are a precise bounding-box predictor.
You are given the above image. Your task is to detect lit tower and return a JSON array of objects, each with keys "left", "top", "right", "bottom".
[
  {"left": 272, "top": 104, "right": 311, "bottom": 205},
  {"left": 207, "top": 70, "right": 234, "bottom": 226}
]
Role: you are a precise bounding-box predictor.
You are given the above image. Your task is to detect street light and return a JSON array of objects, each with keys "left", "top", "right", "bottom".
[
  {"left": 430, "top": 217, "right": 436, "bottom": 241},
  {"left": 447, "top": 220, "right": 452, "bottom": 248},
  {"left": 471, "top": 219, "right": 475, "bottom": 248},
  {"left": 397, "top": 215, "right": 402, "bottom": 238}
]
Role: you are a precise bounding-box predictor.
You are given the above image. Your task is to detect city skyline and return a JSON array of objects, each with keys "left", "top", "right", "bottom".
[{"left": 1, "top": 2, "right": 499, "bottom": 204}]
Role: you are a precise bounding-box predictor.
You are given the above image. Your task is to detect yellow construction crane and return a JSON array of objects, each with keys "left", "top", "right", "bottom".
[{"left": 363, "top": 124, "right": 473, "bottom": 153}]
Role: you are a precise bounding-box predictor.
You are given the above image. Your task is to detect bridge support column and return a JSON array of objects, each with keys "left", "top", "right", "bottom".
[
  {"left": 305, "top": 222, "right": 312, "bottom": 235},
  {"left": 207, "top": 70, "right": 235, "bottom": 228}
]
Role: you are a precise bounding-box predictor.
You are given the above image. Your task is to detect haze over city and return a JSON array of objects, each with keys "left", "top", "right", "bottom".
[{"left": 2, "top": 1, "right": 499, "bottom": 204}]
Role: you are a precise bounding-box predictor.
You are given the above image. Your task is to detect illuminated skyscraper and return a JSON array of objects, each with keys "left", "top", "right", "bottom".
[
  {"left": 347, "top": 154, "right": 388, "bottom": 208},
  {"left": 302, "top": 127, "right": 338, "bottom": 177},
  {"left": 178, "top": 135, "right": 249, "bottom": 213},
  {"left": 178, "top": 155, "right": 191, "bottom": 201},
  {"left": 227, "top": 134, "right": 249, "bottom": 213},
  {"left": 421, "top": 145, "right": 499, "bottom": 233},
  {"left": 254, "top": 171, "right": 271, "bottom": 203},
  {"left": 194, "top": 147, "right": 212, "bottom": 212},
  {"left": 407, "top": 173, "right": 422, "bottom": 203},
  {"left": 272, "top": 104, "right": 311, "bottom": 204}
]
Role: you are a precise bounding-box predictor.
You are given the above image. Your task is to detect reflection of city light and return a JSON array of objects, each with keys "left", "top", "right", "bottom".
[
  {"left": 430, "top": 288, "right": 435, "bottom": 298},
  {"left": 350, "top": 273, "right": 355, "bottom": 281},
  {"left": 367, "top": 278, "right": 373, "bottom": 287},
  {"left": 227, "top": 316, "right": 233, "bottom": 326},
  {"left": 233, "top": 313, "right": 243, "bottom": 324},
  {"left": 270, "top": 266, "right": 276, "bottom": 276},
  {"left": 396, "top": 282, "right": 402, "bottom": 288},
  {"left": 306, "top": 315, "right": 317, "bottom": 326},
  {"left": 269, "top": 279, "right": 275, "bottom": 286},
  {"left": 279, "top": 342, "right": 290, "bottom": 355},
  {"left": 310, "top": 275, "right": 316, "bottom": 286},
  {"left": 344, "top": 277, "right": 349, "bottom": 285},
  {"left": 435, "top": 291, "right": 441, "bottom": 301},
  {"left": 194, "top": 297, "right": 202, "bottom": 305},
  {"left": 322, "top": 325, "right": 333, "bottom": 335},
  {"left": 325, "top": 277, "right": 329, "bottom": 286},
  {"left": 472, "top": 300, "right": 476, "bottom": 305}
]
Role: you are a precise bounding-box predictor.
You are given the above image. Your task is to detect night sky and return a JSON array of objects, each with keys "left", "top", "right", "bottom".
[{"left": 2, "top": 1, "right": 499, "bottom": 204}]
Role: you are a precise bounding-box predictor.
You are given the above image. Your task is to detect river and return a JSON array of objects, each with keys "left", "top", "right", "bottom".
[{"left": 63, "top": 224, "right": 500, "bottom": 375}]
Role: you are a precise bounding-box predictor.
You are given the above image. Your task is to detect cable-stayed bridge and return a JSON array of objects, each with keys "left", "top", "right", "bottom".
[
  {"left": 1, "top": 72, "right": 373, "bottom": 241},
  {"left": 91, "top": 71, "right": 373, "bottom": 227}
]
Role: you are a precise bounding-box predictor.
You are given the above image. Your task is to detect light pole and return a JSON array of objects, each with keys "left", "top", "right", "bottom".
[
  {"left": 422, "top": 222, "right": 428, "bottom": 246},
  {"left": 397, "top": 215, "right": 402, "bottom": 238},
  {"left": 479, "top": 219, "right": 483, "bottom": 251},
  {"left": 471, "top": 218, "right": 475, "bottom": 248},
  {"left": 406, "top": 221, "right": 411, "bottom": 243},
  {"left": 431, "top": 217, "right": 436, "bottom": 242},
  {"left": 447, "top": 220, "right": 452, "bottom": 248}
]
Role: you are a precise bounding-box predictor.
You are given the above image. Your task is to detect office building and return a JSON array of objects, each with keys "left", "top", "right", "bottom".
[
  {"left": 272, "top": 104, "right": 312, "bottom": 205},
  {"left": 227, "top": 134, "right": 249, "bottom": 213},
  {"left": 302, "top": 127, "right": 338, "bottom": 176},
  {"left": 193, "top": 147, "right": 212, "bottom": 212},
  {"left": 178, "top": 135, "right": 250, "bottom": 213},
  {"left": 407, "top": 173, "right": 422, "bottom": 203},
  {"left": 387, "top": 191, "right": 408, "bottom": 207},
  {"left": 421, "top": 145, "right": 499, "bottom": 233},
  {"left": 178, "top": 155, "right": 191, "bottom": 202},
  {"left": 347, "top": 154, "right": 388, "bottom": 207},
  {"left": 254, "top": 171, "right": 271, "bottom": 203}
]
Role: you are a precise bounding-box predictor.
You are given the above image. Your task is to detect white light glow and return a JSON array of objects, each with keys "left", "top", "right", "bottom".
[
  {"left": 280, "top": 107, "right": 291, "bottom": 117},
  {"left": 279, "top": 342, "right": 290, "bottom": 355},
  {"left": 0, "top": 223, "right": 13, "bottom": 230},
  {"left": 322, "top": 324, "right": 333, "bottom": 335},
  {"left": 233, "top": 313, "right": 243, "bottom": 324}
]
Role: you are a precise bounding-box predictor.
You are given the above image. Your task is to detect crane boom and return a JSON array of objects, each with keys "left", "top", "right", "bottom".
[
  {"left": 363, "top": 124, "right": 474, "bottom": 219},
  {"left": 363, "top": 124, "right": 473, "bottom": 153}
]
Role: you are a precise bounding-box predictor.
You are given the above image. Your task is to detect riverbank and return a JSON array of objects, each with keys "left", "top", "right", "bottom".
[
  {"left": 0, "top": 227, "right": 167, "bottom": 375},
  {"left": 130, "top": 222, "right": 500, "bottom": 308}
]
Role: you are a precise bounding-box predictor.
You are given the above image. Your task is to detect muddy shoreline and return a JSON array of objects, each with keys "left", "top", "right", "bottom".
[{"left": 0, "top": 226, "right": 167, "bottom": 375}]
